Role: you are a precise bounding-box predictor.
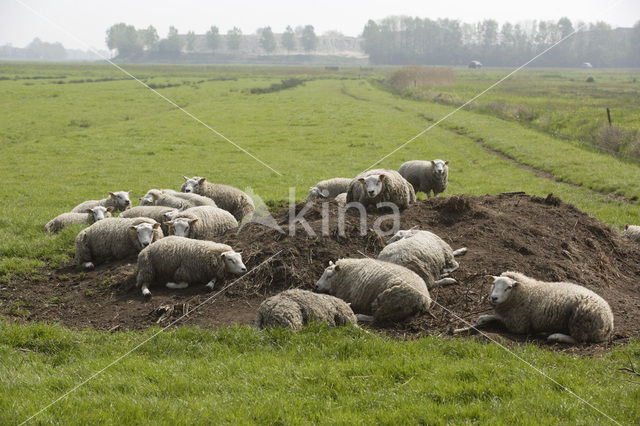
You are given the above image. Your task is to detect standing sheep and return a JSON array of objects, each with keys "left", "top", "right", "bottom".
[
  {"left": 165, "top": 206, "right": 238, "bottom": 240},
  {"left": 75, "top": 217, "right": 163, "bottom": 270},
  {"left": 623, "top": 224, "right": 640, "bottom": 242},
  {"left": 398, "top": 159, "right": 449, "bottom": 197},
  {"left": 44, "top": 206, "right": 113, "bottom": 233},
  {"left": 71, "top": 191, "right": 132, "bottom": 213},
  {"left": 181, "top": 176, "right": 255, "bottom": 222},
  {"left": 306, "top": 178, "right": 352, "bottom": 201},
  {"left": 346, "top": 169, "right": 416, "bottom": 211},
  {"left": 476, "top": 271, "right": 614, "bottom": 343},
  {"left": 256, "top": 289, "right": 357, "bottom": 330},
  {"left": 315, "top": 258, "right": 431, "bottom": 323},
  {"left": 135, "top": 236, "right": 246, "bottom": 297},
  {"left": 378, "top": 227, "right": 467, "bottom": 286}
]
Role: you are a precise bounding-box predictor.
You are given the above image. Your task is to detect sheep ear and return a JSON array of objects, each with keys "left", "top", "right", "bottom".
[
  {"left": 164, "top": 221, "right": 173, "bottom": 227},
  {"left": 484, "top": 275, "right": 495, "bottom": 282},
  {"left": 625, "top": 224, "right": 629, "bottom": 230},
  {"left": 334, "top": 264, "right": 341, "bottom": 271},
  {"left": 85, "top": 209, "right": 93, "bottom": 214},
  {"left": 153, "top": 223, "right": 160, "bottom": 229},
  {"left": 358, "top": 178, "right": 365, "bottom": 184},
  {"left": 129, "top": 226, "right": 137, "bottom": 233},
  {"left": 189, "top": 218, "right": 198, "bottom": 224},
  {"left": 198, "top": 178, "right": 207, "bottom": 184},
  {"left": 329, "top": 260, "right": 334, "bottom": 266},
  {"left": 128, "top": 190, "right": 132, "bottom": 194},
  {"left": 107, "top": 206, "right": 114, "bottom": 212},
  {"left": 379, "top": 174, "right": 386, "bottom": 182},
  {"left": 182, "top": 175, "right": 189, "bottom": 181},
  {"left": 220, "top": 253, "right": 227, "bottom": 259},
  {"left": 431, "top": 160, "right": 436, "bottom": 165},
  {"left": 445, "top": 161, "right": 449, "bottom": 165},
  {"left": 512, "top": 281, "right": 520, "bottom": 287},
  {"left": 409, "top": 225, "right": 419, "bottom": 230},
  {"left": 109, "top": 192, "right": 116, "bottom": 198}
]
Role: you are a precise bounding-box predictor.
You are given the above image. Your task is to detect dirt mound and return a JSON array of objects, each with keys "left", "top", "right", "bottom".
[{"left": 2, "top": 193, "right": 639, "bottom": 353}]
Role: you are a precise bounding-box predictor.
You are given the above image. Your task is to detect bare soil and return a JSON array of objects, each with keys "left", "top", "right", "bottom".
[{"left": 2, "top": 193, "right": 639, "bottom": 354}]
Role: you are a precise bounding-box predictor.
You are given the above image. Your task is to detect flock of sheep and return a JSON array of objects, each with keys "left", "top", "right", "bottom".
[{"left": 44, "top": 158, "right": 639, "bottom": 345}]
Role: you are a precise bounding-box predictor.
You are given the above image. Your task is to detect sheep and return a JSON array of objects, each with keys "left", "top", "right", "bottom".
[
  {"left": 378, "top": 227, "right": 467, "bottom": 287},
  {"left": 165, "top": 206, "right": 238, "bottom": 240},
  {"left": 71, "top": 191, "right": 132, "bottom": 213},
  {"left": 315, "top": 258, "right": 431, "bottom": 323},
  {"left": 346, "top": 169, "right": 416, "bottom": 211},
  {"left": 120, "top": 205, "right": 178, "bottom": 235},
  {"left": 623, "top": 224, "right": 640, "bottom": 242},
  {"left": 181, "top": 176, "right": 255, "bottom": 222},
  {"left": 306, "top": 178, "right": 352, "bottom": 201},
  {"left": 334, "top": 192, "right": 347, "bottom": 206},
  {"left": 256, "top": 289, "right": 357, "bottom": 330},
  {"left": 398, "top": 159, "right": 449, "bottom": 197},
  {"left": 75, "top": 217, "right": 163, "bottom": 270},
  {"left": 135, "top": 236, "right": 246, "bottom": 297},
  {"left": 139, "top": 189, "right": 216, "bottom": 209},
  {"left": 475, "top": 271, "right": 614, "bottom": 344},
  {"left": 44, "top": 206, "right": 113, "bottom": 233}
]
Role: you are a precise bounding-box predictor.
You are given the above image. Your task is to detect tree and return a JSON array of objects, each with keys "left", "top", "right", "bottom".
[
  {"left": 26, "top": 38, "right": 66, "bottom": 60},
  {"left": 158, "top": 26, "right": 182, "bottom": 57},
  {"left": 301, "top": 25, "right": 318, "bottom": 52},
  {"left": 557, "top": 17, "right": 574, "bottom": 39},
  {"left": 259, "top": 26, "right": 276, "bottom": 53},
  {"left": 206, "top": 26, "right": 220, "bottom": 50},
  {"left": 186, "top": 30, "right": 196, "bottom": 52},
  {"left": 281, "top": 25, "right": 296, "bottom": 53},
  {"left": 227, "top": 27, "right": 243, "bottom": 51},
  {"left": 139, "top": 25, "right": 159, "bottom": 51},
  {"left": 106, "top": 22, "right": 142, "bottom": 58}
]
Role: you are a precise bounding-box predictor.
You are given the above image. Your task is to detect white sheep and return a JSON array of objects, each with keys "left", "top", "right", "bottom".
[
  {"left": 120, "top": 205, "right": 178, "bottom": 235},
  {"left": 346, "top": 169, "right": 416, "bottom": 211},
  {"left": 334, "top": 192, "right": 347, "bottom": 206},
  {"left": 315, "top": 258, "right": 431, "bottom": 323},
  {"left": 256, "top": 289, "right": 357, "bottom": 330},
  {"left": 165, "top": 206, "right": 238, "bottom": 240},
  {"left": 135, "top": 236, "right": 246, "bottom": 297},
  {"left": 398, "top": 159, "right": 449, "bottom": 197},
  {"left": 476, "top": 271, "right": 614, "bottom": 344},
  {"left": 71, "top": 191, "right": 132, "bottom": 213},
  {"left": 181, "top": 176, "right": 255, "bottom": 222},
  {"left": 378, "top": 227, "right": 467, "bottom": 286},
  {"left": 44, "top": 206, "right": 113, "bottom": 233},
  {"left": 139, "top": 189, "right": 217, "bottom": 209},
  {"left": 75, "top": 217, "right": 163, "bottom": 270},
  {"left": 306, "top": 178, "right": 352, "bottom": 201},
  {"left": 623, "top": 224, "right": 640, "bottom": 242}
]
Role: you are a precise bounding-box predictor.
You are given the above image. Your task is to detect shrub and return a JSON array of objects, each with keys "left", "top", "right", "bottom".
[
  {"left": 596, "top": 125, "right": 639, "bottom": 156},
  {"left": 387, "top": 66, "right": 454, "bottom": 92}
]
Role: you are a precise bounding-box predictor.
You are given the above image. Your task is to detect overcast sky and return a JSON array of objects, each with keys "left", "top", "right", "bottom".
[{"left": 1, "top": 0, "right": 638, "bottom": 50}]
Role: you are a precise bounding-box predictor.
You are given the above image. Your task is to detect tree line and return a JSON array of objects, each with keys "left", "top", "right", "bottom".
[
  {"left": 106, "top": 23, "right": 319, "bottom": 59},
  {"left": 362, "top": 17, "right": 640, "bottom": 67}
]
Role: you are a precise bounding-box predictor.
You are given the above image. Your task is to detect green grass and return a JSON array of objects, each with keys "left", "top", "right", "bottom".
[
  {"left": 1, "top": 63, "right": 640, "bottom": 423},
  {"left": 1, "top": 321, "right": 639, "bottom": 424}
]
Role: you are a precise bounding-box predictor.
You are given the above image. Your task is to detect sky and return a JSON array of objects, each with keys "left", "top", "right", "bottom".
[{"left": 1, "top": 0, "right": 638, "bottom": 50}]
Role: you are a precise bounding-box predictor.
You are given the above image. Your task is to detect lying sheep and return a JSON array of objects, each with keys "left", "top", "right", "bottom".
[
  {"left": 334, "top": 192, "right": 347, "bottom": 206},
  {"left": 120, "top": 205, "right": 177, "bottom": 235},
  {"left": 346, "top": 169, "right": 416, "bottom": 211},
  {"left": 476, "top": 271, "right": 614, "bottom": 344},
  {"left": 316, "top": 258, "right": 431, "bottom": 323},
  {"left": 256, "top": 289, "right": 357, "bottom": 330},
  {"left": 623, "top": 224, "right": 640, "bottom": 242},
  {"left": 75, "top": 217, "right": 163, "bottom": 270},
  {"left": 135, "top": 236, "right": 246, "bottom": 297},
  {"left": 379, "top": 227, "right": 467, "bottom": 287},
  {"left": 165, "top": 206, "right": 238, "bottom": 240},
  {"left": 398, "top": 159, "right": 449, "bottom": 197},
  {"left": 44, "top": 206, "right": 113, "bottom": 233},
  {"left": 139, "top": 189, "right": 217, "bottom": 210},
  {"left": 71, "top": 191, "right": 132, "bottom": 213},
  {"left": 181, "top": 176, "right": 255, "bottom": 222},
  {"left": 306, "top": 178, "right": 352, "bottom": 201}
]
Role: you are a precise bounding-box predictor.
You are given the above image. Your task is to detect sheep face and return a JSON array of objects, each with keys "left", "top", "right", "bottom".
[
  {"left": 386, "top": 226, "right": 419, "bottom": 244},
  {"left": 358, "top": 174, "right": 385, "bottom": 198},
  {"left": 221, "top": 251, "right": 247, "bottom": 275},
  {"left": 109, "top": 191, "right": 132, "bottom": 210},
  {"left": 87, "top": 206, "right": 112, "bottom": 222},
  {"left": 166, "top": 218, "right": 197, "bottom": 237},
  {"left": 307, "top": 186, "right": 328, "bottom": 200},
  {"left": 162, "top": 209, "right": 181, "bottom": 222},
  {"left": 182, "top": 176, "right": 205, "bottom": 193},
  {"left": 430, "top": 160, "right": 449, "bottom": 177},
  {"left": 130, "top": 222, "right": 160, "bottom": 248},
  {"left": 485, "top": 275, "right": 519, "bottom": 306},
  {"left": 316, "top": 261, "right": 340, "bottom": 293}
]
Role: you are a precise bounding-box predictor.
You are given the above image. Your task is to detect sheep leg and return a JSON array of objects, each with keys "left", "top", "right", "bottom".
[
  {"left": 205, "top": 278, "right": 217, "bottom": 290},
  {"left": 452, "top": 247, "right": 467, "bottom": 257},
  {"left": 434, "top": 277, "right": 457, "bottom": 287},
  {"left": 355, "top": 314, "right": 374, "bottom": 323},
  {"left": 166, "top": 282, "right": 189, "bottom": 289},
  {"left": 82, "top": 262, "right": 95, "bottom": 270},
  {"left": 441, "top": 265, "right": 458, "bottom": 274},
  {"left": 475, "top": 314, "right": 501, "bottom": 327},
  {"left": 141, "top": 284, "right": 151, "bottom": 297},
  {"left": 547, "top": 333, "right": 577, "bottom": 344}
]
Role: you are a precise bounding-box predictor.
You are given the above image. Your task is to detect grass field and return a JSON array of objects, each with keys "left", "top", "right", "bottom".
[{"left": 1, "top": 62, "right": 639, "bottom": 423}]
